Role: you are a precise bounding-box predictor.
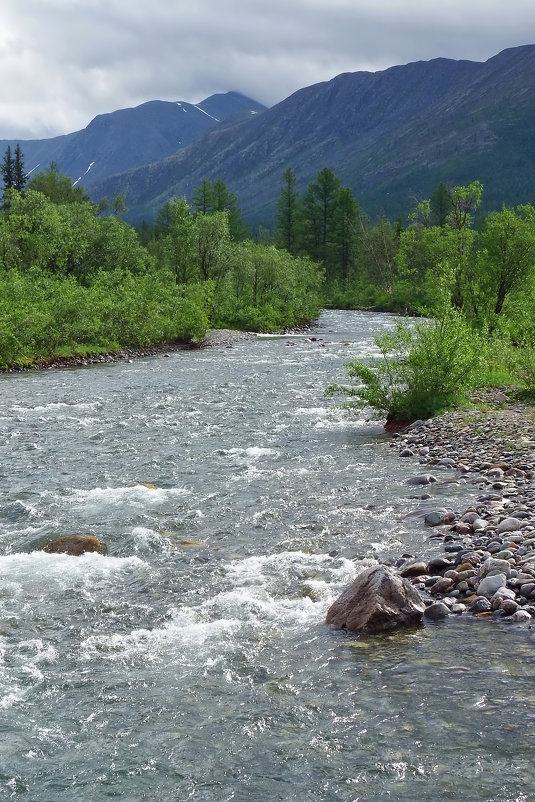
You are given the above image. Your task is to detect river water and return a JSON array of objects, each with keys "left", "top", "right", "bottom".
[{"left": 0, "top": 310, "right": 534, "bottom": 801}]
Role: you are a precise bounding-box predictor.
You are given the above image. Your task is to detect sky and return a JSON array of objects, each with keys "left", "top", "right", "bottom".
[{"left": 1, "top": 0, "right": 534, "bottom": 140}]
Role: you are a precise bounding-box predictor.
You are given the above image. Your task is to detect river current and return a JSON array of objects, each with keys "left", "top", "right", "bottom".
[{"left": 1, "top": 310, "right": 534, "bottom": 801}]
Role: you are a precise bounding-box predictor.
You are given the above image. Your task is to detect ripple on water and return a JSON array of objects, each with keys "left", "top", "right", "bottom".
[{"left": 1, "top": 311, "right": 535, "bottom": 801}]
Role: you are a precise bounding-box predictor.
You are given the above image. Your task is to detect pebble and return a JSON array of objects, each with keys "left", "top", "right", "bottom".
[{"left": 391, "top": 397, "right": 535, "bottom": 627}]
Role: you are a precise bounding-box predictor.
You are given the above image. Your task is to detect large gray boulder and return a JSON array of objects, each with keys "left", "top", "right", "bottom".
[{"left": 326, "top": 565, "right": 425, "bottom": 634}]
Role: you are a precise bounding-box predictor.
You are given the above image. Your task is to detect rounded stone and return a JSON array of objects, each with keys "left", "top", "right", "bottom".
[
  {"left": 511, "top": 609, "right": 532, "bottom": 623},
  {"left": 478, "top": 557, "right": 512, "bottom": 579},
  {"left": 497, "top": 517, "right": 523, "bottom": 534},
  {"left": 470, "top": 597, "right": 492, "bottom": 613},
  {"left": 406, "top": 474, "right": 438, "bottom": 486},
  {"left": 430, "top": 577, "right": 455, "bottom": 595},
  {"left": 399, "top": 561, "right": 428, "bottom": 578},
  {"left": 477, "top": 573, "right": 507, "bottom": 598},
  {"left": 425, "top": 509, "right": 450, "bottom": 527},
  {"left": 500, "top": 599, "right": 520, "bottom": 616},
  {"left": 424, "top": 602, "right": 450, "bottom": 620}
]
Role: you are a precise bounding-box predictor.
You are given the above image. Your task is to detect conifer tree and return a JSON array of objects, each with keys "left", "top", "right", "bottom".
[
  {"left": 275, "top": 167, "right": 300, "bottom": 255},
  {"left": 1, "top": 145, "right": 14, "bottom": 192},
  {"left": 13, "top": 144, "right": 26, "bottom": 191}
]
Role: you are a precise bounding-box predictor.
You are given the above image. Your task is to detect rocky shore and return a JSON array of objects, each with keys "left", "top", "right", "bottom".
[{"left": 390, "top": 392, "right": 535, "bottom": 625}]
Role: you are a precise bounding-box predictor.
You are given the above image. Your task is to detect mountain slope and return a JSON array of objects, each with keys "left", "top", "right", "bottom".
[
  {"left": 0, "top": 92, "right": 266, "bottom": 188},
  {"left": 89, "top": 45, "right": 535, "bottom": 224}
]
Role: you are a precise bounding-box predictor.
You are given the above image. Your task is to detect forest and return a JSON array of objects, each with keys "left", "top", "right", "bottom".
[
  {"left": 0, "top": 154, "right": 322, "bottom": 368},
  {"left": 2, "top": 148, "right": 535, "bottom": 423}
]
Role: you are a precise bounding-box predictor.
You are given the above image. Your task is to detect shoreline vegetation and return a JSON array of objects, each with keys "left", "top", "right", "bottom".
[{"left": 0, "top": 328, "right": 259, "bottom": 374}]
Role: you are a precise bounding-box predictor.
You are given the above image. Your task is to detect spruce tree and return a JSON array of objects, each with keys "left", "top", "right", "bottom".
[
  {"left": 275, "top": 167, "right": 300, "bottom": 255},
  {"left": 13, "top": 144, "right": 26, "bottom": 191},
  {"left": 1, "top": 145, "right": 14, "bottom": 191}
]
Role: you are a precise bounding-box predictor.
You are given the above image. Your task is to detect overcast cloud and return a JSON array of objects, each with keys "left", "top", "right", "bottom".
[{"left": 1, "top": 0, "right": 534, "bottom": 138}]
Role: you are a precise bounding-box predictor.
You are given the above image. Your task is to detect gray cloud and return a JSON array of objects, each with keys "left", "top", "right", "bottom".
[{"left": 0, "top": 0, "right": 534, "bottom": 138}]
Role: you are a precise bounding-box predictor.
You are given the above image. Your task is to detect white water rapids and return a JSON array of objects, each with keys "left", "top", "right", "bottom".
[{"left": 0, "top": 310, "right": 534, "bottom": 801}]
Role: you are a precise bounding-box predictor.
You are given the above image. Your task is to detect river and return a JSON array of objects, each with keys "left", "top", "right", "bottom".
[{"left": 1, "top": 310, "right": 534, "bottom": 801}]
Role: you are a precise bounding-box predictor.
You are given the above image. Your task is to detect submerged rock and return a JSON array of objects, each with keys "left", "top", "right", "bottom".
[
  {"left": 326, "top": 566, "right": 425, "bottom": 634},
  {"left": 406, "top": 474, "right": 437, "bottom": 486},
  {"left": 40, "top": 535, "right": 107, "bottom": 556}
]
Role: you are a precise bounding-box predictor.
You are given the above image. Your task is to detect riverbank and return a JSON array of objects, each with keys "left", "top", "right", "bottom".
[
  {"left": 391, "top": 390, "right": 535, "bottom": 624},
  {"left": 0, "top": 329, "right": 258, "bottom": 373}
]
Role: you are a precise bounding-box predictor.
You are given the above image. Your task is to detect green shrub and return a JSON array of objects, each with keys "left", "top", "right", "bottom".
[{"left": 327, "top": 309, "right": 481, "bottom": 421}]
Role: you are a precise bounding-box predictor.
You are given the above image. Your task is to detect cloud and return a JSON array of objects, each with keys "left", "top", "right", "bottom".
[{"left": 0, "top": 0, "right": 534, "bottom": 138}]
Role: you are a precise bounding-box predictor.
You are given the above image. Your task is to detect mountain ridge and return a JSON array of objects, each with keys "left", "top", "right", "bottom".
[
  {"left": 2, "top": 46, "right": 535, "bottom": 225},
  {"left": 0, "top": 91, "right": 266, "bottom": 190},
  {"left": 87, "top": 44, "right": 535, "bottom": 224}
]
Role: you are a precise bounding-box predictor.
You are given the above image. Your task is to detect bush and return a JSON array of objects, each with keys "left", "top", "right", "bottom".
[{"left": 327, "top": 309, "right": 481, "bottom": 421}]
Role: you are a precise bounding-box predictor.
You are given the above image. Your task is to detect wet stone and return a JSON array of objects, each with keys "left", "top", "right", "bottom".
[
  {"left": 424, "top": 602, "right": 450, "bottom": 620},
  {"left": 511, "top": 609, "right": 532, "bottom": 623},
  {"left": 406, "top": 474, "right": 438, "bottom": 486},
  {"left": 477, "top": 573, "right": 507, "bottom": 598},
  {"left": 470, "top": 597, "right": 493, "bottom": 614},
  {"left": 399, "top": 561, "right": 428, "bottom": 578}
]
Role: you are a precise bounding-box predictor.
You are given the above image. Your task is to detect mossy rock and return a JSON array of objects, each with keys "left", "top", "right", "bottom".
[{"left": 40, "top": 535, "right": 107, "bottom": 556}]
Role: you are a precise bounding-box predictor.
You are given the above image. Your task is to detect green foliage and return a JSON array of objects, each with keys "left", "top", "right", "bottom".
[
  {"left": 328, "top": 310, "right": 481, "bottom": 421},
  {"left": 191, "top": 178, "right": 248, "bottom": 240},
  {"left": 0, "top": 267, "right": 212, "bottom": 367},
  {"left": 0, "top": 177, "right": 324, "bottom": 368},
  {"left": 28, "top": 163, "right": 88, "bottom": 204},
  {"left": 211, "top": 241, "right": 323, "bottom": 330}
]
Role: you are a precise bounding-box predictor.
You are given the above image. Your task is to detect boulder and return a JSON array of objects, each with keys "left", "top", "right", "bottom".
[
  {"left": 325, "top": 566, "right": 425, "bottom": 634},
  {"left": 40, "top": 535, "right": 107, "bottom": 556}
]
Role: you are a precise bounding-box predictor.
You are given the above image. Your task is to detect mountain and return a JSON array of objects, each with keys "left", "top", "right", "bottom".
[
  {"left": 87, "top": 44, "right": 535, "bottom": 225},
  {"left": 0, "top": 91, "right": 266, "bottom": 188}
]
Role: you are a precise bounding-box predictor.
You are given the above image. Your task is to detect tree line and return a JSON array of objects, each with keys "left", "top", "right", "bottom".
[
  {"left": 0, "top": 152, "right": 323, "bottom": 368},
  {"left": 4, "top": 144, "right": 535, "bottom": 413},
  {"left": 274, "top": 167, "right": 535, "bottom": 333}
]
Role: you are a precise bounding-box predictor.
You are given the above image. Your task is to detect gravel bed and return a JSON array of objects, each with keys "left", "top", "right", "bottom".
[{"left": 390, "top": 393, "right": 535, "bottom": 625}]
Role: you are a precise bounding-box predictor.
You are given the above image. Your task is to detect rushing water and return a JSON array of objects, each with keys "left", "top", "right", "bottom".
[{"left": 1, "top": 310, "right": 534, "bottom": 802}]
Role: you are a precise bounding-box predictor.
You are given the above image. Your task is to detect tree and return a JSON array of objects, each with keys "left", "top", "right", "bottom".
[
  {"left": 475, "top": 204, "right": 535, "bottom": 319},
  {"left": 112, "top": 194, "right": 127, "bottom": 218},
  {"left": 302, "top": 167, "right": 341, "bottom": 280},
  {"left": 191, "top": 178, "right": 247, "bottom": 240},
  {"left": 194, "top": 210, "right": 230, "bottom": 280},
  {"left": 333, "top": 186, "right": 360, "bottom": 287},
  {"left": 13, "top": 144, "right": 26, "bottom": 192},
  {"left": 158, "top": 198, "right": 197, "bottom": 284},
  {"left": 275, "top": 167, "right": 300, "bottom": 255},
  {"left": 28, "top": 163, "right": 90, "bottom": 204},
  {"left": 357, "top": 217, "right": 399, "bottom": 301},
  {"left": 192, "top": 179, "right": 214, "bottom": 215},
  {"left": 430, "top": 181, "right": 450, "bottom": 227},
  {"left": 1, "top": 146, "right": 14, "bottom": 193}
]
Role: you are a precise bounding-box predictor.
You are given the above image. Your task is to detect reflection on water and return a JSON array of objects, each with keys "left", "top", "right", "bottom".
[{"left": 0, "top": 310, "right": 534, "bottom": 801}]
